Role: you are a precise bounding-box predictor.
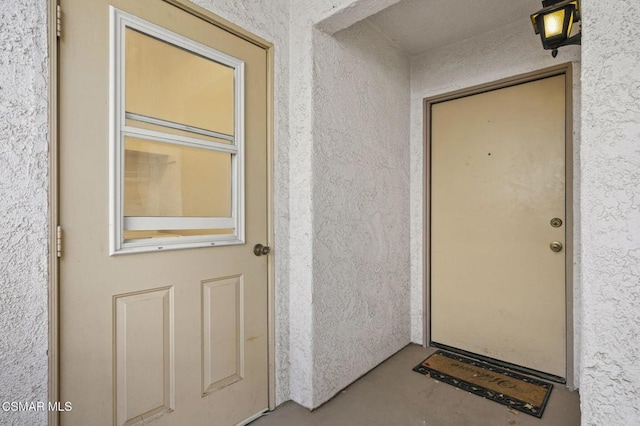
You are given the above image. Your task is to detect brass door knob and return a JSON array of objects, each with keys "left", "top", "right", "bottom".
[
  {"left": 254, "top": 244, "right": 271, "bottom": 256},
  {"left": 550, "top": 241, "right": 563, "bottom": 252}
]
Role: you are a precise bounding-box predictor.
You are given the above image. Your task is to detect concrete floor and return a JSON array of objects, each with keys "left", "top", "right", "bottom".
[{"left": 251, "top": 344, "right": 580, "bottom": 426}]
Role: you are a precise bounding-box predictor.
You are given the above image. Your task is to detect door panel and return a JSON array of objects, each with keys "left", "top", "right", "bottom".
[
  {"left": 430, "top": 75, "right": 566, "bottom": 378},
  {"left": 114, "top": 287, "right": 174, "bottom": 426},
  {"left": 59, "top": 1, "right": 269, "bottom": 424}
]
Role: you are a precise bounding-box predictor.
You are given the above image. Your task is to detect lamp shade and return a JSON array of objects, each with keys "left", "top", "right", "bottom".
[{"left": 531, "top": 0, "right": 580, "bottom": 52}]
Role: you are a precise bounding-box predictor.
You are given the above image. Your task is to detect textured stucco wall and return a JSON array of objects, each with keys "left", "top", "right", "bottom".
[
  {"left": 409, "top": 18, "right": 582, "bottom": 384},
  {"left": 310, "top": 20, "right": 411, "bottom": 407},
  {"left": 0, "top": 1, "right": 49, "bottom": 425},
  {"left": 580, "top": 0, "right": 640, "bottom": 424},
  {"left": 287, "top": 0, "right": 406, "bottom": 409}
]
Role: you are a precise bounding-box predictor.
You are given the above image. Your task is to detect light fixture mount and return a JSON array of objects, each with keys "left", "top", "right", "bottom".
[{"left": 531, "top": 0, "right": 581, "bottom": 57}]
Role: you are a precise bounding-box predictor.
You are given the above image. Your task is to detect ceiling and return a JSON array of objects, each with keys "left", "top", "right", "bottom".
[{"left": 367, "top": 0, "right": 542, "bottom": 56}]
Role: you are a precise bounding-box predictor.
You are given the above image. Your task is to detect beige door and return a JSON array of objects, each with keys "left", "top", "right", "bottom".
[
  {"left": 59, "top": 0, "right": 269, "bottom": 424},
  {"left": 430, "top": 75, "right": 566, "bottom": 378}
]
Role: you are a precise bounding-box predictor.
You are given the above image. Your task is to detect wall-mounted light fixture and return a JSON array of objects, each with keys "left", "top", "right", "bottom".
[{"left": 531, "top": 0, "right": 581, "bottom": 57}]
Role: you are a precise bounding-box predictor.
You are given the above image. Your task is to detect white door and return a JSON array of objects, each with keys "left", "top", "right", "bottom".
[
  {"left": 430, "top": 75, "right": 567, "bottom": 378},
  {"left": 58, "top": 0, "right": 270, "bottom": 424}
]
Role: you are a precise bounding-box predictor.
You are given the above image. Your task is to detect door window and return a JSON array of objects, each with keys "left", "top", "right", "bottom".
[{"left": 110, "top": 9, "right": 245, "bottom": 254}]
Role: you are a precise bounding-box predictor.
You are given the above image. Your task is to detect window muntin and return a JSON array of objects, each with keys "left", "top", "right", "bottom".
[
  {"left": 110, "top": 8, "right": 245, "bottom": 254},
  {"left": 124, "top": 117, "right": 233, "bottom": 145}
]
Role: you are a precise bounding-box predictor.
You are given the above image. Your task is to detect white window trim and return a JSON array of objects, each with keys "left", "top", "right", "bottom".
[
  {"left": 124, "top": 217, "right": 235, "bottom": 231},
  {"left": 109, "top": 7, "right": 245, "bottom": 255}
]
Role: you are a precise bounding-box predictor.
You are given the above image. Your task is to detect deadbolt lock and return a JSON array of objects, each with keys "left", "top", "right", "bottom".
[
  {"left": 550, "top": 241, "right": 563, "bottom": 252},
  {"left": 550, "top": 218, "right": 563, "bottom": 228}
]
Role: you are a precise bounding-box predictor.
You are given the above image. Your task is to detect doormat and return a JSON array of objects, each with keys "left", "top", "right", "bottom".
[{"left": 413, "top": 351, "right": 553, "bottom": 418}]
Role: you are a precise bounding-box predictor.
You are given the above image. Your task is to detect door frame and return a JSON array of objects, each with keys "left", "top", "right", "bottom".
[
  {"left": 48, "top": 1, "right": 277, "bottom": 424},
  {"left": 423, "top": 63, "right": 575, "bottom": 389}
]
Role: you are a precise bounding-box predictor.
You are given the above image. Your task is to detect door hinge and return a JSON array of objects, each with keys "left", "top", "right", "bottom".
[
  {"left": 56, "top": 225, "right": 63, "bottom": 258},
  {"left": 56, "top": 4, "right": 62, "bottom": 38}
]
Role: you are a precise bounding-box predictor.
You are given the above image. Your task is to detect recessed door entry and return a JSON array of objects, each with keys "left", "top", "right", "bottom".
[
  {"left": 58, "top": 1, "right": 270, "bottom": 424},
  {"left": 429, "top": 75, "right": 567, "bottom": 380}
]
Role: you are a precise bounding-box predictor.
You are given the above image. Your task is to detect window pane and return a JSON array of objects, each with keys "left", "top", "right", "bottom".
[
  {"left": 124, "top": 137, "right": 232, "bottom": 218},
  {"left": 125, "top": 28, "right": 235, "bottom": 137}
]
